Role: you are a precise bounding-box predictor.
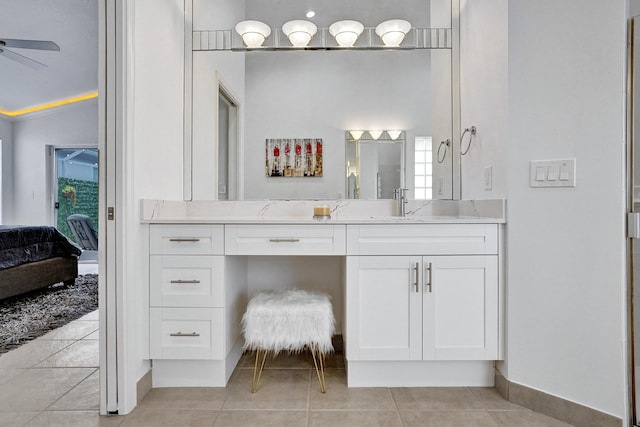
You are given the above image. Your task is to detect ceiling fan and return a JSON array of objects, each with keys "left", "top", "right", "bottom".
[{"left": 0, "top": 38, "right": 60, "bottom": 70}]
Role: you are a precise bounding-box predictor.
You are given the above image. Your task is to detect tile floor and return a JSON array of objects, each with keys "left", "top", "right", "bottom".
[
  {"left": 0, "top": 314, "right": 575, "bottom": 427},
  {"left": 0, "top": 262, "right": 575, "bottom": 426}
]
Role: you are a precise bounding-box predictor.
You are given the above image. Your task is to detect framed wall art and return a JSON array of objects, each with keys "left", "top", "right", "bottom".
[{"left": 265, "top": 138, "right": 323, "bottom": 177}]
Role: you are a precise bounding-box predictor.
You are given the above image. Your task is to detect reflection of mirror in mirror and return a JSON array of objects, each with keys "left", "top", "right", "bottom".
[{"left": 345, "top": 131, "right": 405, "bottom": 199}]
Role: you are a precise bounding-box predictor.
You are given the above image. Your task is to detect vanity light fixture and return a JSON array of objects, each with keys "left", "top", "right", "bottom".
[
  {"left": 235, "top": 20, "right": 271, "bottom": 48},
  {"left": 387, "top": 130, "right": 403, "bottom": 140},
  {"left": 375, "top": 19, "right": 411, "bottom": 47},
  {"left": 329, "top": 20, "right": 364, "bottom": 47},
  {"left": 368, "top": 130, "right": 383, "bottom": 140},
  {"left": 349, "top": 130, "right": 364, "bottom": 140},
  {"left": 282, "top": 20, "right": 317, "bottom": 47}
]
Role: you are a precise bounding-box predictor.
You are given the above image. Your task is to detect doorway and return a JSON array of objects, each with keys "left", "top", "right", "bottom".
[
  {"left": 217, "top": 82, "right": 240, "bottom": 200},
  {"left": 53, "top": 147, "right": 99, "bottom": 261}
]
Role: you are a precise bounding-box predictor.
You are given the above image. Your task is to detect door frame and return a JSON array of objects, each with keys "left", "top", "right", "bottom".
[
  {"left": 46, "top": 145, "right": 99, "bottom": 233},
  {"left": 216, "top": 74, "right": 242, "bottom": 200},
  {"left": 627, "top": 15, "right": 637, "bottom": 427},
  {"left": 99, "top": 0, "right": 129, "bottom": 414}
]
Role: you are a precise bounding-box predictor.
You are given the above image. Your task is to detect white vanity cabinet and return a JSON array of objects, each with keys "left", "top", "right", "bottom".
[
  {"left": 148, "top": 224, "right": 226, "bottom": 360},
  {"left": 144, "top": 217, "right": 504, "bottom": 388},
  {"left": 345, "top": 224, "right": 501, "bottom": 364}
]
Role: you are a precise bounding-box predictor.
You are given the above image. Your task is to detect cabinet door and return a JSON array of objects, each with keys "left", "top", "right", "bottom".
[
  {"left": 346, "top": 256, "right": 422, "bottom": 361},
  {"left": 422, "top": 255, "right": 498, "bottom": 360}
]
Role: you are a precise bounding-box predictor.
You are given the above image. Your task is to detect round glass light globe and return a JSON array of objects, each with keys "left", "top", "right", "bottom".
[
  {"left": 387, "top": 130, "right": 403, "bottom": 140},
  {"left": 282, "top": 20, "right": 317, "bottom": 47},
  {"left": 235, "top": 20, "right": 271, "bottom": 48},
  {"left": 368, "top": 130, "right": 383, "bottom": 140},
  {"left": 375, "top": 19, "right": 411, "bottom": 47},
  {"left": 329, "top": 20, "right": 364, "bottom": 47}
]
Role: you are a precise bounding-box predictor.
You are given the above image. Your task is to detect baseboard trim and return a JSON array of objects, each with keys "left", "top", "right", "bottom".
[
  {"left": 136, "top": 369, "right": 152, "bottom": 405},
  {"left": 495, "top": 373, "right": 621, "bottom": 427}
]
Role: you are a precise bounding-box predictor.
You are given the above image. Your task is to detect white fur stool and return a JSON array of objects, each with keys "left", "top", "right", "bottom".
[{"left": 241, "top": 289, "right": 335, "bottom": 393}]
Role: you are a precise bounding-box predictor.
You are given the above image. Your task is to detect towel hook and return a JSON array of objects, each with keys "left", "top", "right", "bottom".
[
  {"left": 437, "top": 139, "right": 450, "bottom": 164},
  {"left": 460, "top": 125, "right": 477, "bottom": 156}
]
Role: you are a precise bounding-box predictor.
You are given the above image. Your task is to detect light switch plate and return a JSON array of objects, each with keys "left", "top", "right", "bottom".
[
  {"left": 484, "top": 166, "right": 492, "bottom": 190},
  {"left": 529, "top": 159, "right": 576, "bottom": 188}
]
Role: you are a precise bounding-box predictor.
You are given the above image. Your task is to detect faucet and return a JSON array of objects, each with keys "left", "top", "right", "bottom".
[{"left": 393, "top": 188, "right": 408, "bottom": 217}]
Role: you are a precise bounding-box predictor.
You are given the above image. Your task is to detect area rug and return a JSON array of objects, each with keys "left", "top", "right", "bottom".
[{"left": 0, "top": 274, "right": 98, "bottom": 354}]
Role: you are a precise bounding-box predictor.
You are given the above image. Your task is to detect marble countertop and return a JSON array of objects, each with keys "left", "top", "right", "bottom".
[
  {"left": 142, "top": 215, "right": 504, "bottom": 224},
  {"left": 141, "top": 199, "right": 506, "bottom": 224}
]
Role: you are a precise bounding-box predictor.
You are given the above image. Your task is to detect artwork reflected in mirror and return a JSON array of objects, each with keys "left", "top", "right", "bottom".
[{"left": 266, "top": 139, "right": 323, "bottom": 177}]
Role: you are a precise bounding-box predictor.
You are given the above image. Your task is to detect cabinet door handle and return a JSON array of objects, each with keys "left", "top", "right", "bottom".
[
  {"left": 414, "top": 262, "right": 420, "bottom": 293},
  {"left": 425, "top": 262, "right": 433, "bottom": 293},
  {"left": 169, "top": 332, "right": 200, "bottom": 337},
  {"left": 170, "top": 280, "right": 201, "bottom": 284},
  {"left": 269, "top": 238, "right": 300, "bottom": 243},
  {"left": 169, "top": 238, "right": 200, "bottom": 242}
]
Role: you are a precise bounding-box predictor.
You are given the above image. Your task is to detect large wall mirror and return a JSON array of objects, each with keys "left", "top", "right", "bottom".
[{"left": 188, "top": 0, "right": 458, "bottom": 201}]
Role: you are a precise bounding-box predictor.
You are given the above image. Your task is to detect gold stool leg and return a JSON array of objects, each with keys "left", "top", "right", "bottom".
[
  {"left": 310, "top": 344, "right": 327, "bottom": 393},
  {"left": 251, "top": 348, "right": 269, "bottom": 393}
]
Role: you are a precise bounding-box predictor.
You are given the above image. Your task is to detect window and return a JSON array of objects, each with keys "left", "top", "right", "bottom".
[{"left": 414, "top": 136, "right": 433, "bottom": 199}]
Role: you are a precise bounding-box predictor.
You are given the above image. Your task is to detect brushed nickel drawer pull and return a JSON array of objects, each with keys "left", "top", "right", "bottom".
[
  {"left": 269, "top": 238, "right": 301, "bottom": 243},
  {"left": 170, "top": 280, "right": 201, "bottom": 284},
  {"left": 425, "top": 262, "right": 433, "bottom": 293},
  {"left": 170, "top": 332, "right": 200, "bottom": 337},
  {"left": 414, "top": 262, "right": 420, "bottom": 293},
  {"left": 169, "top": 238, "right": 201, "bottom": 242}
]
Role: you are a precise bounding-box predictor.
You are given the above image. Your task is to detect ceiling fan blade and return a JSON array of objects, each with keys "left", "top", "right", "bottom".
[
  {"left": 0, "top": 39, "right": 60, "bottom": 51},
  {"left": 0, "top": 47, "right": 46, "bottom": 70}
]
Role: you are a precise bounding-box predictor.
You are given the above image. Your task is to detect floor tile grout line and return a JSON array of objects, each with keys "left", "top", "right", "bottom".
[
  {"left": 41, "top": 367, "right": 98, "bottom": 413},
  {"left": 4, "top": 339, "right": 79, "bottom": 370},
  {"left": 29, "top": 366, "right": 99, "bottom": 369},
  {"left": 209, "top": 408, "right": 220, "bottom": 427},
  {"left": 17, "top": 410, "right": 42, "bottom": 427},
  {"left": 467, "top": 386, "right": 491, "bottom": 412},
  {"left": 33, "top": 339, "right": 83, "bottom": 367},
  {"left": 40, "top": 324, "right": 99, "bottom": 342},
  {"left": 485, "top": 407, "right": 505, "bottom": 426},
  {"left": 388, "top": 387, "right": 407, "bottom": 427}
]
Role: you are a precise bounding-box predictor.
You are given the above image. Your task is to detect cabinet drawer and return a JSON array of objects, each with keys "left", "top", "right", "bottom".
[
  {"left": 150, "top": 225, "right": 224, "bottom": 255},
  {"left": 347, "top": 224, "right": 498, "bottom": 255},
  {"left": 225, "top": 224, "right": 346, "bottom": 255},
  {"left": 150, "top": 256, "right": 224, "bottom": 308},
  {"left": 149, "top": 308, "right": 223, "bottom": 359}
]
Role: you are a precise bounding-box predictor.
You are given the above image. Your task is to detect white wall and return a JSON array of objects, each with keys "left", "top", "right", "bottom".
[
  {"left": 459, "top": 0, "right": 508, "bottom": 199},
  {"left": 192, "top": 0, "right": 245, "bottom": 200},
  {"left": 11, "top": 101, "right": 98, "bottom": 226},
  {"left": 632, "top": 0, "right": 640, "bottom": 17},
  {"left": 116, "top": 0, "right": 185, "bottom": 413},
  {"left": 505, "top": 0, "right": 626, "bottom": 418},
  {"left": 0, "top": 116, "right": 13, "bottom": 224},
  {"left": 192, "top": 51, "right": 245, "bottom": 200}
]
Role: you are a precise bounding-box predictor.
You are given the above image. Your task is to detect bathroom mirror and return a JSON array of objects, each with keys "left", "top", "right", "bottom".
[
  {"left": 345, "top": 131, "right": 405, "bottom": 199},
  {"left": 188, "top": 0, "right": 457, "bottom": 200}
]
